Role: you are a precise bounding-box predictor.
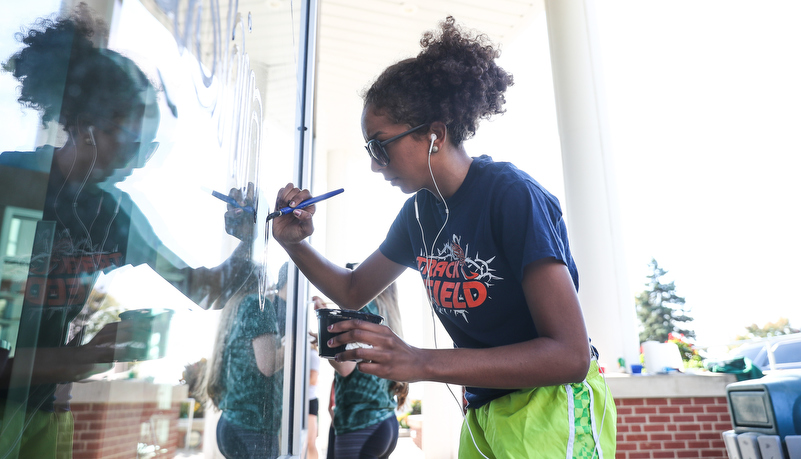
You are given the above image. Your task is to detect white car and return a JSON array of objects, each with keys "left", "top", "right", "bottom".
[{"left": 728, "top": 334, "right": 801, "bottom": 371}]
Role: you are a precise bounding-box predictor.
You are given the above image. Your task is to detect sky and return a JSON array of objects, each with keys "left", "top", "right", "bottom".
[{"left": 467, "top": 1, "right": 801, "bottom": 347}]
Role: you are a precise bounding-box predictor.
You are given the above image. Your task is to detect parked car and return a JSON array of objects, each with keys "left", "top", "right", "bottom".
[{"left": 728, "top": 334, "right": 801, "bottom": 371}]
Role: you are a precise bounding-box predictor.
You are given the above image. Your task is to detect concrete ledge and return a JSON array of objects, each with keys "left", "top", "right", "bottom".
[
  {"left": 71, "top": 379, "right": 188, "bottom": 405},
  {"left": 605, "top": 372, "right": 737, "bottom": 399}
]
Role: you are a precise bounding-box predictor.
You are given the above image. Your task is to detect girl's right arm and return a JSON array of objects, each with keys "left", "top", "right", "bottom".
[{"left": 272, "top": 184, "right": 405, "bottom": 309}]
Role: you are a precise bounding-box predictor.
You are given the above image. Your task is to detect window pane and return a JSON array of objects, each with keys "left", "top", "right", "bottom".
[
  {"left": 773, "top": 341, "right": 801, "bottom": 365},
  {"left": 0, "top": 0, "right": 306, "bottom": 457}
]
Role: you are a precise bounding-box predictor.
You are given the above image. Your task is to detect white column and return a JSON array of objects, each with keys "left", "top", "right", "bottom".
[{"left": 544, "top": 0, "right": 640, "bottom": 371}]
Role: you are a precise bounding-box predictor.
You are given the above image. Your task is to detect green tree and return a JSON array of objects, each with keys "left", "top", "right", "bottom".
[
  {"left": 635, "top": 258, "right": 695, "bottom": 343},
  {"left": 735, "top": 317, "right": 799, "bottom": 341}
]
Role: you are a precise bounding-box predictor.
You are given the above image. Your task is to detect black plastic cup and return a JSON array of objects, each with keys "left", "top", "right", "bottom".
[
  {"left": 115, "top": 308, "right": 174, "bottom": 361},
  {"left": 316, "top": 308, "right": 383, "bottom": 359}
]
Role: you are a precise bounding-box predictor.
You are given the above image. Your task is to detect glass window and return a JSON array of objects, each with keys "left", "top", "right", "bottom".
[
  {"left": 0, "top": 0, "right": 313, "bottom": 457},
  {"left": 772, "top": 340, "right": 801, "bottom": 366}
]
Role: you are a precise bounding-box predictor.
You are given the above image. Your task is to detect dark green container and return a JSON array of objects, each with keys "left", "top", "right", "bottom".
[
  {"left": 116, "top": 308, "right": 174, "bottom": 361},
  {"left": 316, "top": 308, "right": 383, "bottom": 359}
]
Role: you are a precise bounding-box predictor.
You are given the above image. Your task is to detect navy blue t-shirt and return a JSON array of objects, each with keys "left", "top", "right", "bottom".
[{"left": 379, "top": 155, "right": 579, "bottom": 408}]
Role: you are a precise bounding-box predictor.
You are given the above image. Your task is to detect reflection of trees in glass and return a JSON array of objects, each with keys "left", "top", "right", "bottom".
[
  {"left": 72, "top": 287, "right": 123, "bottom": 343},
  {"left": 181, "top": 358, "right": 207, "bottom": 418}
]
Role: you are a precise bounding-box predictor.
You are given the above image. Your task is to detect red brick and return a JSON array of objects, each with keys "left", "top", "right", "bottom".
[
  {"left": 625, "top": 434, "right": 649, "bottom": 442},
  {"left": 664, "top": 441, "right": 687, "bottom": 449},
  {"left": 650, "top": 433, "right": 673, "bottom": 441},
  {"left": 669, "top": 398, "right": 692, "bottom": 405},
  {"left": 680, "top": 406, "right": 705, "bottom": 414},
  {"left": 672, "top": 415, "right": 696, "bottom": 422},
  {"left": 705, "top": 405, "right": 729, "bottom": 413},
  {"left": 630, "top": 453, "right": 652, "bottom": 459},
  {"left": 630, "top": 425, "right": 643, "bottom": 432},
  {"left": 693, "top": 397, "right": 717, "bottom": 405},
  {"left": 644, "top": 424, "right": 667, "bottom": 432},
  {"left": 74, "top": 411, "right": 107, "bottom": 421},
  {"left": 699, "top": 449, "right": 725, "bottom": 457},
  {"left": 649, "top": 415, "right": 671, "bottom": 423},
  {"left": 678, "top": 424, "right": 702, "bottom": 432},
  {"left": 713, "top": 422, "right": 732, "bottom": 431},
  {"left": 698, "top": 433, "right": 721, "bottom": 440},
  {"left": 79, "top": 431, "right": 103, "bottom": 440},
  {"left": 618, "top": 407, "right": 634, "bottom": 416},
  {"left": 659, "top": 406, "right": 682, "bottom": 414},
  {"left": 636, "top": 406, "right": 658, "bottom": 414},
  {"left": 640, "top": 442, "right": 664, "bottom": 450},
  {"left": 676, "top": 451, "right": 700, "bottom": 458},
  {"left": 646, "top": 398, "right": 669, "bottom": 406},
  {"left": 666, "top": 424, "right": 678, "bottom": 432},
  {"left": 674, "top": 433, "right": 698, "bottom": 440},
  {"left": 653, "top": 452, "right": 677, "bottom": 459},
  {"left": 688, "top": 440, "right": 710, "bottom": 449},
  {"left": 625, "top": 416, "right": 647, "bottom": 424},
  {"left": 617, "top": 443, "right": 637, "bottom": 451},
  {"left": 618, "top": 424, "right": 631, "bottom": 433},
  {"left": 622, "top": 398, "right": 646, "bottom": 406},
  {"left": 696, "top": 414, "right": 719, "bottom": 423}
]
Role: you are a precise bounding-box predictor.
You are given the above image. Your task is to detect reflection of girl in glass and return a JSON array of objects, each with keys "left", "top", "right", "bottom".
[
  {"left": 0, "top": 7, "right": 166, "bottom": 458},
  {"left": 0, "top": 5, "right": 255, "bottom": 458},
  {"left": 205, "top": 264, "right": 286, "bottom": 459}
]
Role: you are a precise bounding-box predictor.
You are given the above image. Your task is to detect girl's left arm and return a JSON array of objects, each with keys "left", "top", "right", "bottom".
[{"left": 332, "top": 258, "right": 591, "bottom": 388}]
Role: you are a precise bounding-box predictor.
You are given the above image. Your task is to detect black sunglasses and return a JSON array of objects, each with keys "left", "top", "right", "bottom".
[
  {"left": 365, "top": 124, "right": 426, "bottom": 167},
  {"left": 100, "top": 119, "right": 160, "bottom": 164}
]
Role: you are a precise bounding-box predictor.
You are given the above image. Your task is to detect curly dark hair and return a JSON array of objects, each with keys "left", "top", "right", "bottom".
[
  {"left": 3, "top": 3, "right": 157, "bottom": 130},
  {"left": 363, "top": 16, "right": 513, "bottom": 146}
]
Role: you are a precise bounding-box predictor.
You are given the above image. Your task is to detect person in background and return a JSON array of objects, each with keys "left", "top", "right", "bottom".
[
  {"left": 306, "top": 334, "right": 320, "bottom": 459},
  {"left": 205, "top": 264, "right": 286, "bottom": 459},
  {"left": 325, "top": 380, "right": 336, "bottom": 459},
  {"left": 272, "top": 16, "right": 615, "bottom": 458},
  {"left": 312, "top": 277, "right": 407, "bottom": 459}
]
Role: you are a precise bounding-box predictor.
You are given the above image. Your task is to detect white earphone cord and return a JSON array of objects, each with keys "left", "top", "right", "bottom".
[
  {"left": 417, "top": 133, "right": 607, "bottom": 458},
  {"left": 415, "top": 133, "right": 489, "bottom": 458}
]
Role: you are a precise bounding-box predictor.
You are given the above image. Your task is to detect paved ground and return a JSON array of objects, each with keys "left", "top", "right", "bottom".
[
  {"left": 175, "top": 435, "right": 423, "bottom": 458},
  {"left": 390, "top": 436, "right": 424, "bottom": 458}
]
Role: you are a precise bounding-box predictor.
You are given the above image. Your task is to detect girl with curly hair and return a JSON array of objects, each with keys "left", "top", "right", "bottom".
[{"left": 273, "top": 17, "right": 615, "bottom": 458}]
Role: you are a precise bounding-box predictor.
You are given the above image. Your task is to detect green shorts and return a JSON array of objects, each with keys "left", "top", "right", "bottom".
[
  {"left": 0, "top": 400, "right": 74, "bottom": 459},
  {"left": 460, "top": 360, "right": 616, "bottom": 459}
]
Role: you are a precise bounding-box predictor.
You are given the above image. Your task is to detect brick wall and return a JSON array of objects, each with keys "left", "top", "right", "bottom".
[
  {"left": 615, "top": 396, "right": 731, "bottom": 459},
  {"left": 71, "top": 401, "right": 181, "bottom": 459}
]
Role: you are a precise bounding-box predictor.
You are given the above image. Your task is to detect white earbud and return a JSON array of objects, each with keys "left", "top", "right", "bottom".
[
  {"left": 86, "top": 126, "right": 96, "bottom": 145},
  {"left": 430, "top": 133, "right": 437, "bottom": 141},
  {"left": 429, "top": 133, "right": 438, "bottom": 154}
]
